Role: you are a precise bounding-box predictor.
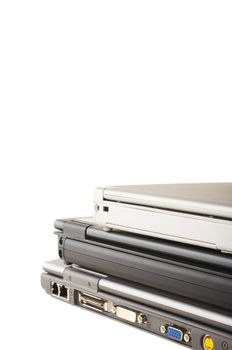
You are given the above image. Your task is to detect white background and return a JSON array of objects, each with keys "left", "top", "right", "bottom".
[{"left": 0, "top": 1, "right": 231, "bottom": 349}]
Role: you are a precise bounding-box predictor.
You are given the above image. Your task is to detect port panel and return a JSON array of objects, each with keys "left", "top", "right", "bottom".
[
  {"left": 78, "top": 291, "right": 147, "bottom": 325},
  {"left": 44, "top": 278, "right": 230, "bottom": 350}
]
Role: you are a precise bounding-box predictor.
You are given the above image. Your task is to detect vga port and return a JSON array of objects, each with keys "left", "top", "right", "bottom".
[{"left": 167, "top": 326, "right": 183, "bottom": 341}]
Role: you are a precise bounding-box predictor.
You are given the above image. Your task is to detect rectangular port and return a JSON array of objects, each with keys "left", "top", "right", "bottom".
[
  {"left": 51, "top": 282, "right": 59, "bottom": 296},
  {"left": 79, "top": 292, "right": 106, "bottom": 312},
  {"left": 116, "top": 306, "right": 137, "bottom": 323},
  {"left": 51, "top": 282, "right": 69, "bottom": 300},
  {"left": 78, "top": 292, "right": 147, "bottom": 324},
  {"left": 78, "top": 292, "right": 115, "bottom": 313},
  {"left": 115, "top": 306, "right": 147, "bottom": 324},
  {"left": 167, "top": 326, "right": 183, "bottom": 341},
  {"left": 59, "top": 285, "right": 68, "bottom": 299}
]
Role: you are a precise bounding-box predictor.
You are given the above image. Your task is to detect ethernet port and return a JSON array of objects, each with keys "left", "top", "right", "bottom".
[
  {"left": 51, "top": 282, "right": 59, "bottom": 296},
  {"left": 59, "top": 285, "right": 68, "bottom": 299}
]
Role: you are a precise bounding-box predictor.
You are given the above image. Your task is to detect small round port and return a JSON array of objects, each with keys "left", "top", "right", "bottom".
[
  {"left": 184, "top": 333, "right": 191, "bottom": 343},
  {"left": 160, "top": 325, "right": 166, "bottom": 334},
  {"left": 222, "top": 342, "right": 228, "bottom": 350},
  {"left": 59, "top": 237, "right": 63, "bottom": 245},
  {"left": 137, "top": 314, "right": 147, "bottom": 324},
  {"left": 203, "top": 335, "right": 215, "bottom": 350}
]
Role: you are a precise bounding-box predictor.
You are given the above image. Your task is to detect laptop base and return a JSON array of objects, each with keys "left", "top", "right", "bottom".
[{"left": 41, "top": 259, "right": 232, "bottom": 350}]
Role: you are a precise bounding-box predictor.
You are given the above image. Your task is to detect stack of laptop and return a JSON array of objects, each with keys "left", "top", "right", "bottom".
[{"left": 41, "top": 183, "right": 232, "bottom": 350}]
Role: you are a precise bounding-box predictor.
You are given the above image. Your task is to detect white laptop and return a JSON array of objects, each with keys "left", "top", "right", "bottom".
[{"left": 94, "top": 183, "right": 232, "bottom": 254}]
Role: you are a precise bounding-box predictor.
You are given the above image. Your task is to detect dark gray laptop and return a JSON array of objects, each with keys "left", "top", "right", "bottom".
[{"left": 54, "top": 217, "right": 232, "bottom": 311}]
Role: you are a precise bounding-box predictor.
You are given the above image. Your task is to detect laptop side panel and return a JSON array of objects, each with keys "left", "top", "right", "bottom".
[{"left": 94, "top": 201, "right": 232, "bottom": 253}]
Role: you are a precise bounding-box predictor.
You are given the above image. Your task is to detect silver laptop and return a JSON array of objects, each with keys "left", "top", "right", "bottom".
[
  {"left": 94, "top": 183, "right": 232, "bottom": 254},
  {"left": 41, "top": 259, "right": 232, "bottom": 349}
]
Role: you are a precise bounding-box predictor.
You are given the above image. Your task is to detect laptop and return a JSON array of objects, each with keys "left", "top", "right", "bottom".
[
  {"left": 54, "top": 217, "right": 232, "bottom": 311},
  {"left": 94, "top": 183, "right": 232, "bottom": 253},
  {"left": 41, "top": 259, "right": 232, "bottom": 350}
]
